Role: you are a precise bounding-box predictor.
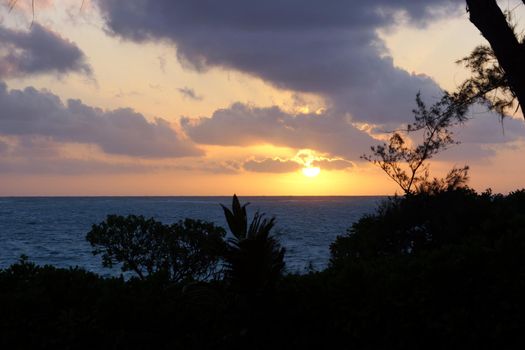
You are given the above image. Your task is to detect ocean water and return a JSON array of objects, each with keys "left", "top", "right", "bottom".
[{"left": 0, "top": 196, "right": 383, "bottom": 275}]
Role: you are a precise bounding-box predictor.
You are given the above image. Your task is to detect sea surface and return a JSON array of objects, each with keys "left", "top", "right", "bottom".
[{"left": 0, "top": 196, "right": 383, "bottom": 275}]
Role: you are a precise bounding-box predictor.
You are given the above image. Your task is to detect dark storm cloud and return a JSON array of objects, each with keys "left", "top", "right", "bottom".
[
  {"left": 96, "top": 0, "right": 460, "bottom": 123},
  {"left": 0, "top": 23, "right": 91, "bottom": 78},
  {"left": 0, "top": 82, "right": 203, "bottom": 158},
  {"left": 181, "top": 103, "right": 375, "bottom": 159}
]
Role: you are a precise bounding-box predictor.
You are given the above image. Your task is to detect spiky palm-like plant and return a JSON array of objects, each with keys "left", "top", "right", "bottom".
[{"left": 221, "top": 195, "right": 285, "bottom": 292}]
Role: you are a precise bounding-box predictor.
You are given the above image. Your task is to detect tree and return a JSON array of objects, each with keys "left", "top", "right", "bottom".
[
  {"left": 221, "top": 195, "right": 285, "bottom": 292},
  {"left": 363, "top": 93, "right": 469, "bottom": 195},
  {"left": 86, "top": 215, "right": 226, "bottom": 283},
  {"left": 463, "top": 0, "right": 525, "bottom": 117}
]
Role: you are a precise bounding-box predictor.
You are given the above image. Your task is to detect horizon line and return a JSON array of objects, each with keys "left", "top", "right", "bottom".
[{"left": 0, "top": 194, "right": 392, "bottom": 198}]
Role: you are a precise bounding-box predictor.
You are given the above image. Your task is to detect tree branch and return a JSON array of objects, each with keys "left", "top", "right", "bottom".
[{"left": 466, "top": 0, "right": 525, "bottom": 114}]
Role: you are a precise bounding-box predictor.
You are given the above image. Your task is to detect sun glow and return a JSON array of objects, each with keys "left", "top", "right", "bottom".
[{"left": 302, "top": 166, "right": 321, "bottom": 177}]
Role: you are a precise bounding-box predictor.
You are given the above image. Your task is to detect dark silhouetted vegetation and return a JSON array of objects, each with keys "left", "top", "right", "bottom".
[
  {"left": 331, "top": 188, "right": 525, "bottom": 263},
  {"left": 221, "top": 194, "right": 285, "bottom": 293},
  {"left": 86, "top": 215, "right": 226, "bottom": 283},
  {"left": 465, "top": 0, "right": 525, "bottom": 116},
  {"left": 2, "top": 192, "right": 525, "bottom": 348},
  {"left": 363, "top": 93, "right": 469, "bottom": 195}
]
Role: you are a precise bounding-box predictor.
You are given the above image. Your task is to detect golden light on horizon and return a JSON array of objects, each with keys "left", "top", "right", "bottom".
[{"left": 302, "top": 166, "right": 321, "bottom": 177}]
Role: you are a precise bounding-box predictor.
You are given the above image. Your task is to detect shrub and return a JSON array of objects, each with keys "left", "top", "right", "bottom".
[
  {"left": 330, "top": 188, "right": 525, "bottom": 267},
  {"left": 86, "top": 215, "right": 226, "bottom": 283}
]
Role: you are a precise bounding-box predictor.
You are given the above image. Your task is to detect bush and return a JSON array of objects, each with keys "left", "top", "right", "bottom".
[
  {"left": 330, "top": 188, "right": 525, "bottom": 266},
  {"left": 86, "top": 215, "right": 227, "bottom": 283}
]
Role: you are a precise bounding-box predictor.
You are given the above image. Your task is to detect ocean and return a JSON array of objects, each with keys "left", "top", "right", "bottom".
[{"left": 0, "top": 196, "right": 383, "bottom": 275}]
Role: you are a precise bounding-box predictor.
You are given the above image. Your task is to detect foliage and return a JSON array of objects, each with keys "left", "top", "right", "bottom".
[
  {"left": 464, "top": 0, "right": 525, "bottom": 117},
  {"left": 221, "top": 194, "right": 285, "bottom": 292},
  {"left": 363, "top": 93, "right": 469, "bottom": 194},
  {"left": 2, "top": 190, "right": 525, "bottom": 348},
  {"left": 330, "top": 188, "right": 525, "bottom": 264},
  {"left": 86, "top": 215, "right": 226, "bottom": 283},
  {"left": 456, "top": 45, "right": 517, "bottom": 116}
]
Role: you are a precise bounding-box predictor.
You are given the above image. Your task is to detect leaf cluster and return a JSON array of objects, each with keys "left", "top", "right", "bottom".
[
  {"left": 363, "top": 93, "right": 469, "bottom": 194},
  {"left": 456, "top": 45, "right": 516, "bottom": 116},
  {"left": 221, "top": 194, "right": 285, "bottom": 292},
  {"left": 330, "top": 188, "right": 525, "bottom": 264},
  {"left": 86, "top": 215, "right": 226, "bottom": 283}
]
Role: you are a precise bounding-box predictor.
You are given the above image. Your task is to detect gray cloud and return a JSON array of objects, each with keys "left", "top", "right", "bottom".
[
  {"left": 177, "top": 86, "right": 203, "bottom": 101},
  {"left": 455, "top": 113, "right": 525, "bottom": 145},
  {"left": 0, "top": 156, "right": 156, "bottom": 175},
  {"left": 0, "top": 139, "right": 8, "bottom": 155},
  {"left": 8, "top": 135, "right": 61, "bottom": 158},
  {"left": 182, "top": 103, "right": 376, "bottom": 159},
  {"left": 243, "top": 158, "right": 303, "bottom": 173},
  {"left": 92, "top": 0, "right": 525, "bottom": 166},
  {"left": 434, "top": 111, "right": 525, "bottom": 162},
  {"left": 0, "top": 82, "right": 203, "bottom": 158},
  {"left": 96, "top": 0, "right": 459, "bottom": 124},
  {"left": 157, "top": 55, "right": 167, "bottom": 73},
  {"left": 0, "top": 156, "right": 243, "bottom": 175},
  {"left": 155, "top": 159, "right": 242, "bottom": 174},
  {"left": 0, "top": 23, "right": 91, "bottom": 78},
  {"left": 0, "top": 135, "right": 239, "bottom": 175},
  {"left": 242, "top": 156, "right": 354, "bottom": 173},
  {"left": 312, "top": 158, "right": 354, "bottom": 170}
]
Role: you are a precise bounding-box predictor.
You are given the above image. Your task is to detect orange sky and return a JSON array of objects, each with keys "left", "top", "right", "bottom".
[{"left": 0, "top": 0, "right": 524, "bottom": 195}]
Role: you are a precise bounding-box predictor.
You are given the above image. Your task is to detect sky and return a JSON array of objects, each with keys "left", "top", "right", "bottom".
[{"left": 0, "top": 0, "right": 524, "bottom": 196}]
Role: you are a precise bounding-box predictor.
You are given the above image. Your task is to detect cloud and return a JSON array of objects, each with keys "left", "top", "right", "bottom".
[
  {"left": 0, "top": 135, "right": 241, "bottom": 175},
  {"left": 242, "top": 154, "right": 355, "bottom": 173},
  {"left": 7, "top": 0, "right": 55, "bottom": 13},
  {"left": 243, "top": 158, "right": 303, "bottom": 173},
  {"left": 0, "top": 156, "right": 155, "bottom": 175},
  {"left": 434, "top": 111, "right": 525, "bottom": 162},
  {"left": 0, "top": 23, "right": 91, "bottom": 78},
  {"left": 312, "top": 158, "right": 354, "bottom": 170},
  {"left": 0, "top": 155, "right": 243, "bottom": 175},
  {"left": 157, "top": 55, "right": 167, "bottom": 73},
  {"left": 177, "top": 86, "right": 203, "bottom": 101},
  {"left": 7, "top": 135, "right": 61, "bottom": 158},
  {"left": 0, "top": 139, "right": 8, "bottom": 155},
  {"left": 455, "top": 112, "right": 525, "bottom": 145},
  {"left": 0, "top": 82, "right": 203, "bottom": 158},
  {"left": 182, "top": 103, "right": 376, "bottom": 159},
  {"left": 241, "top": 149, "right": 357, "bottom": 174},
  {"left": 96, "top": 0, "right": 460, "bottom": 124}
]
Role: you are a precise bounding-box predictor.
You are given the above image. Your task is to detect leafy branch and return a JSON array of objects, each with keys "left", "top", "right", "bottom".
[
  {"left": 456, "top": 45, "right": 518, "bottom": 117},
  {"left": 363, "top": 93, "right": 469, "bottom": 195}
]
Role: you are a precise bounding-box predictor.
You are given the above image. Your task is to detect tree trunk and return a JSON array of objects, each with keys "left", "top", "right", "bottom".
[{"left": 466, "top": 0, "right": 525, "bottom": 116}]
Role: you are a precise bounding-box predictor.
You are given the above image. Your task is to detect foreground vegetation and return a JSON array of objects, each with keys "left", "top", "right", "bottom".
[{"left": 1, "top": 190, "right": 525, "bottom": 349}]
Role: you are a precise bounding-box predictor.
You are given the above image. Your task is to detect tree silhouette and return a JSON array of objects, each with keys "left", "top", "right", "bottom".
[
  {"left": 221, "top": 194, "right": 285, "bottom": 292},
  {"left": 363, "top": 93, "right": 469, "bottom": 195},
  {"left": 464, "top": 0, "right": 525, "bottom": 117},
  {"left": 86, "top": 215, "right": 226, "bottom": 283}
]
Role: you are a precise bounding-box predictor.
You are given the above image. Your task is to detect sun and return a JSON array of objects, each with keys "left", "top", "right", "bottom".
[{"left": 302, "top": 166, "right": 321, "bottom": 177}]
